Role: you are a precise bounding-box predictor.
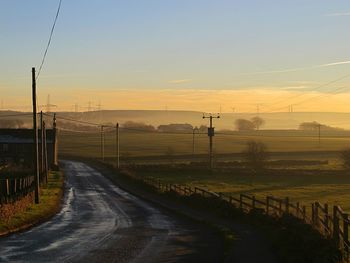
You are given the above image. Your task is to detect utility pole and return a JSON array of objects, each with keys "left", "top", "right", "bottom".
[
  {"left": 101, "top": 125, "right": 105, "bottom": 161},
  {"left": 52, "top": 113, "right": 58, "bottom": 167},
  {"left": 43, "top": 121, "right": 48, "bottom": 185},
  {"left": 116, "top": 123, "right": 120, "bottom": 168},
  {"left": 32, "top": 67, "right": 40, "bottom": 204},
  {"left": 192, "top": 127, "right": 198, "bottom": 157},
  {"left": 40, "top": 111, "right": 44, "bottom": 181},
  {"left": 203, "top": 113, "right": 220, "bottom": 169},
  {"left": 318, "top": 124, "right": 321, "bottom": 145}
]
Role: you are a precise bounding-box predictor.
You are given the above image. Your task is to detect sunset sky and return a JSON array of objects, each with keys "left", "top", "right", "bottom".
[{"left": 1, "top": 1, "right": 350, "bottom": 112}]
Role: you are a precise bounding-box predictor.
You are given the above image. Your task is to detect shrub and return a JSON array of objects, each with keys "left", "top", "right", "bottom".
[{"left": 244, "top": 141, "right": 269, "bottom": 174}]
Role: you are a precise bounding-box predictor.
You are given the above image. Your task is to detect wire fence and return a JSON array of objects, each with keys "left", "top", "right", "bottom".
[{"left": 124, "top": 172, "right": 350, "bottom": 262}]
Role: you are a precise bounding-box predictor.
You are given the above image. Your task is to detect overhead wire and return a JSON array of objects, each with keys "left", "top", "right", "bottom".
[
  {"left": 261, "top": 73, "right": 350, "bottom": 113},
  {"left": 36, "top": 0, "right": 63, "bottom": 80}
]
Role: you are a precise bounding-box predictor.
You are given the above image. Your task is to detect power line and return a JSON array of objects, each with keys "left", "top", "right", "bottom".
[
  {"left": 43, "top": 113, "right": 108, "bottom": 127},
  {"left": 267, "top": 85, "right": 350, "bottom": 113},
  {"left": 36, "top": 0, "right": 63, "bottom": 80},
  {"left": 261, "top": 73, "right": 350, "bottom": 113},
  {"left": 45, "top": 113, "right": 206, "bottom": 134}
]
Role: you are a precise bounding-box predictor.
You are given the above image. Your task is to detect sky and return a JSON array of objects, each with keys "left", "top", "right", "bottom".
[{"left": 1, "top": 0, "right": 350, "bottom": 112}]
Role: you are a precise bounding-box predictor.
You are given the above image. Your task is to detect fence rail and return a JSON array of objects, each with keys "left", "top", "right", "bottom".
[
  {"left": 136, "top": 174, "right": 350, "bottom": 262},
  {"left": 0, "top": 176, "right": 35, "bottom": 204}
]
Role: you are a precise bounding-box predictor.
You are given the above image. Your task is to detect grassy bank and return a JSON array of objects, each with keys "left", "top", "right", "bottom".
[
  {"left": 98, "top": 161, "right": 341, "bottom": 263},
  {"left": 123, "top": 164, "right": 350, "bottom": 212},
  {"left": 0, "top": 171, "right": 64, "bottom": 236}
]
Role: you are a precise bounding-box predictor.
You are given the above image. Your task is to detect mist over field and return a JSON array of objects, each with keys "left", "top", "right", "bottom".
[{"left": 2, "top": 110, "right": 350, "bottom": 130}]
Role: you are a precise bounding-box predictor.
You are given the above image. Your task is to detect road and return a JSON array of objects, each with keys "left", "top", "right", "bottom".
[{"left": 0, "top": 161, "right": 223, "bottom": 263}]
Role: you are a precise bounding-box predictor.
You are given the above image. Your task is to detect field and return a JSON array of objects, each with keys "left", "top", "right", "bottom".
[
  {"left": 126, "top": 165, "right": 350, "bottom": 212},
  {"left": 59, "top": 129, "right": 350, "bottom": 160},
  {"left": 59, "top": 129, "right": 350, "bottom": 211}
]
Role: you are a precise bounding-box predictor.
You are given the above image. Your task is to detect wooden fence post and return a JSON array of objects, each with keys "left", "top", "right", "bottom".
[
  {"left": 296, "top": 202, "right": 300, "bottom": 217},
  {"left": 278, "top": 199, "right": 282, "bottom": 216},
  {"left": 285, "top": 197, "right": 289, "bottom": 214},
  {"left": 315, "top": 202, "right": 319, "bottom": 227},
  {"left": 302, "top": 205, "right": 306, "bottom": 222},
  {"left": 343, "top": 213, "right": 349, "bottom": 254},
  {"left": 333, "top": 206, "right": 340, "bottom": 248},
  {"left": 266, "top": 196, "right": 270, "bottom": 215},
  {"left": 6, "top": 179, "right": 9, "bottom": 196},
  {"left": 239, "top": 194, "right": 243, "bottom": 210},
  {"left": 311, "top": 203, "right": 315, "bottom": 225},
  {"left": 324, "top": 204, "right": 329, "bottom": 232}
]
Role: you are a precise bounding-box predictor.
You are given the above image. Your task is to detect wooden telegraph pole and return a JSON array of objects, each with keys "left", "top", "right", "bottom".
[
  {"left": 318, "top": 124, "right": 321, "bottom": 145},
  {"left": 100, "top": 125, "right": 105, "bottom": 161},
  {"left": 40, "top": 111, "right": 44, "bottom": 181},
  {"left": 52, "top": 113, "right": 58, "bottom": 167},
  {"left": 116, "top": 123, "right": 120, "bottom": 168},
  {"left": 192, "top": 127, "right": 198, "bottom": 157},
  {"left": 203, "top": 113, "right": 220, "bottom": 169},
  {"left": 32, "top": 67, "right": 40, "bottom": 204},
  {"left": 43, "top": 121, "right": 48, "bottom": 184}
]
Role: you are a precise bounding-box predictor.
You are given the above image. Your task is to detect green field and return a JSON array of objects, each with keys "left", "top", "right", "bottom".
[
  {"left": 127, "top": 165, "right": 350, "bottom": 212},
  {"left": 58, "top": 129, "right": 350, "bottom": 160},
  {"left": 58, "top": 129, "right": 350, "bottom": 212}
]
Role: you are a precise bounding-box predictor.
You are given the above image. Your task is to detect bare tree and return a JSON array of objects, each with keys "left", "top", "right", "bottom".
[
  {"left": 251, "top": 116, "right": 265, "bottom": 131},
  {"left": 244, "top": 141, "right": 269, "bottom": 174},
  {"left": 235, "top": 119, "right": 255, "bottom": 131}
]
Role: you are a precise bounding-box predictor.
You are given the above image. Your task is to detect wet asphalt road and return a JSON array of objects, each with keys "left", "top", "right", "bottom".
[{"left": 0, "top": 161, "right": 223, "bottom": 263}]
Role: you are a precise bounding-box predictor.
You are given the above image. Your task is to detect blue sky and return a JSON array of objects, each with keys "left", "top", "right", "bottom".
[{"left": 1, "top": 1, "right": 350, "bottom": 111}]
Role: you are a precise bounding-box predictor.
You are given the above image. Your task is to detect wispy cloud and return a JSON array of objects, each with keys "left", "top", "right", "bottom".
[
  {"left": 320, "top": 61, "right": 350, "bottom": 67},
  {"left": 243, "top": 60, "right": 350, "bottom": 75},
  {"left": 168, "top": 79, "right": 192, "bottom": 84},
  {"left": 280, "top": 86, "right": 311, "bottom": 90},
  {"left": 325, "top": 12, "right": 350, "bottom": 17}
]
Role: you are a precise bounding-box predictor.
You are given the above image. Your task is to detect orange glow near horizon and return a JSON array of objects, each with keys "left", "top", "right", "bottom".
[{"left": 2, "top": 88, "right": 350, "bottom": 113}]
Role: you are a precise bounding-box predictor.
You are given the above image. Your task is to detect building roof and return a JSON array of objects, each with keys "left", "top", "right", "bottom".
[{"left": 0, "top": 129, "right": 54, "bottom": 144}]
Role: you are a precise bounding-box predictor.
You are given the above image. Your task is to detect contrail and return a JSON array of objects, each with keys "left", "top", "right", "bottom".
[
  {"left": 242, "top": 60, "right": 350, "bottom": 75},
  {"left": 320, "top": 61, "right": 350, "bottom": 67},
  {"left": 325, "top": 12, "right": 350, "bottom": 17}
]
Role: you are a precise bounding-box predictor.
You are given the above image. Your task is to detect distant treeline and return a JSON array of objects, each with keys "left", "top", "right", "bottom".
[
  {"left": 122, "top": 121, "right": 208, "bottom": 133},
  {"left": 56, "top": 120, "right": 207, "bottom": 133},
  {"left": 298, "top": 121, "right": 343, "bottom": 131},
  {"left": 0, "top": 118, "right": 344, "bottom": 132}
]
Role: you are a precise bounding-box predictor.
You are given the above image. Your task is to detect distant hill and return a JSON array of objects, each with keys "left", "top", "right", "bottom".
[{"left": 1, "top": 110, "right": 350, "bottom": 130}]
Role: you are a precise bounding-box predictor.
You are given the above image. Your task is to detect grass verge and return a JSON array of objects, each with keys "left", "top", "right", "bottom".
[{"left": 0, "top": 171, "right": 64, "bottom": 236}]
